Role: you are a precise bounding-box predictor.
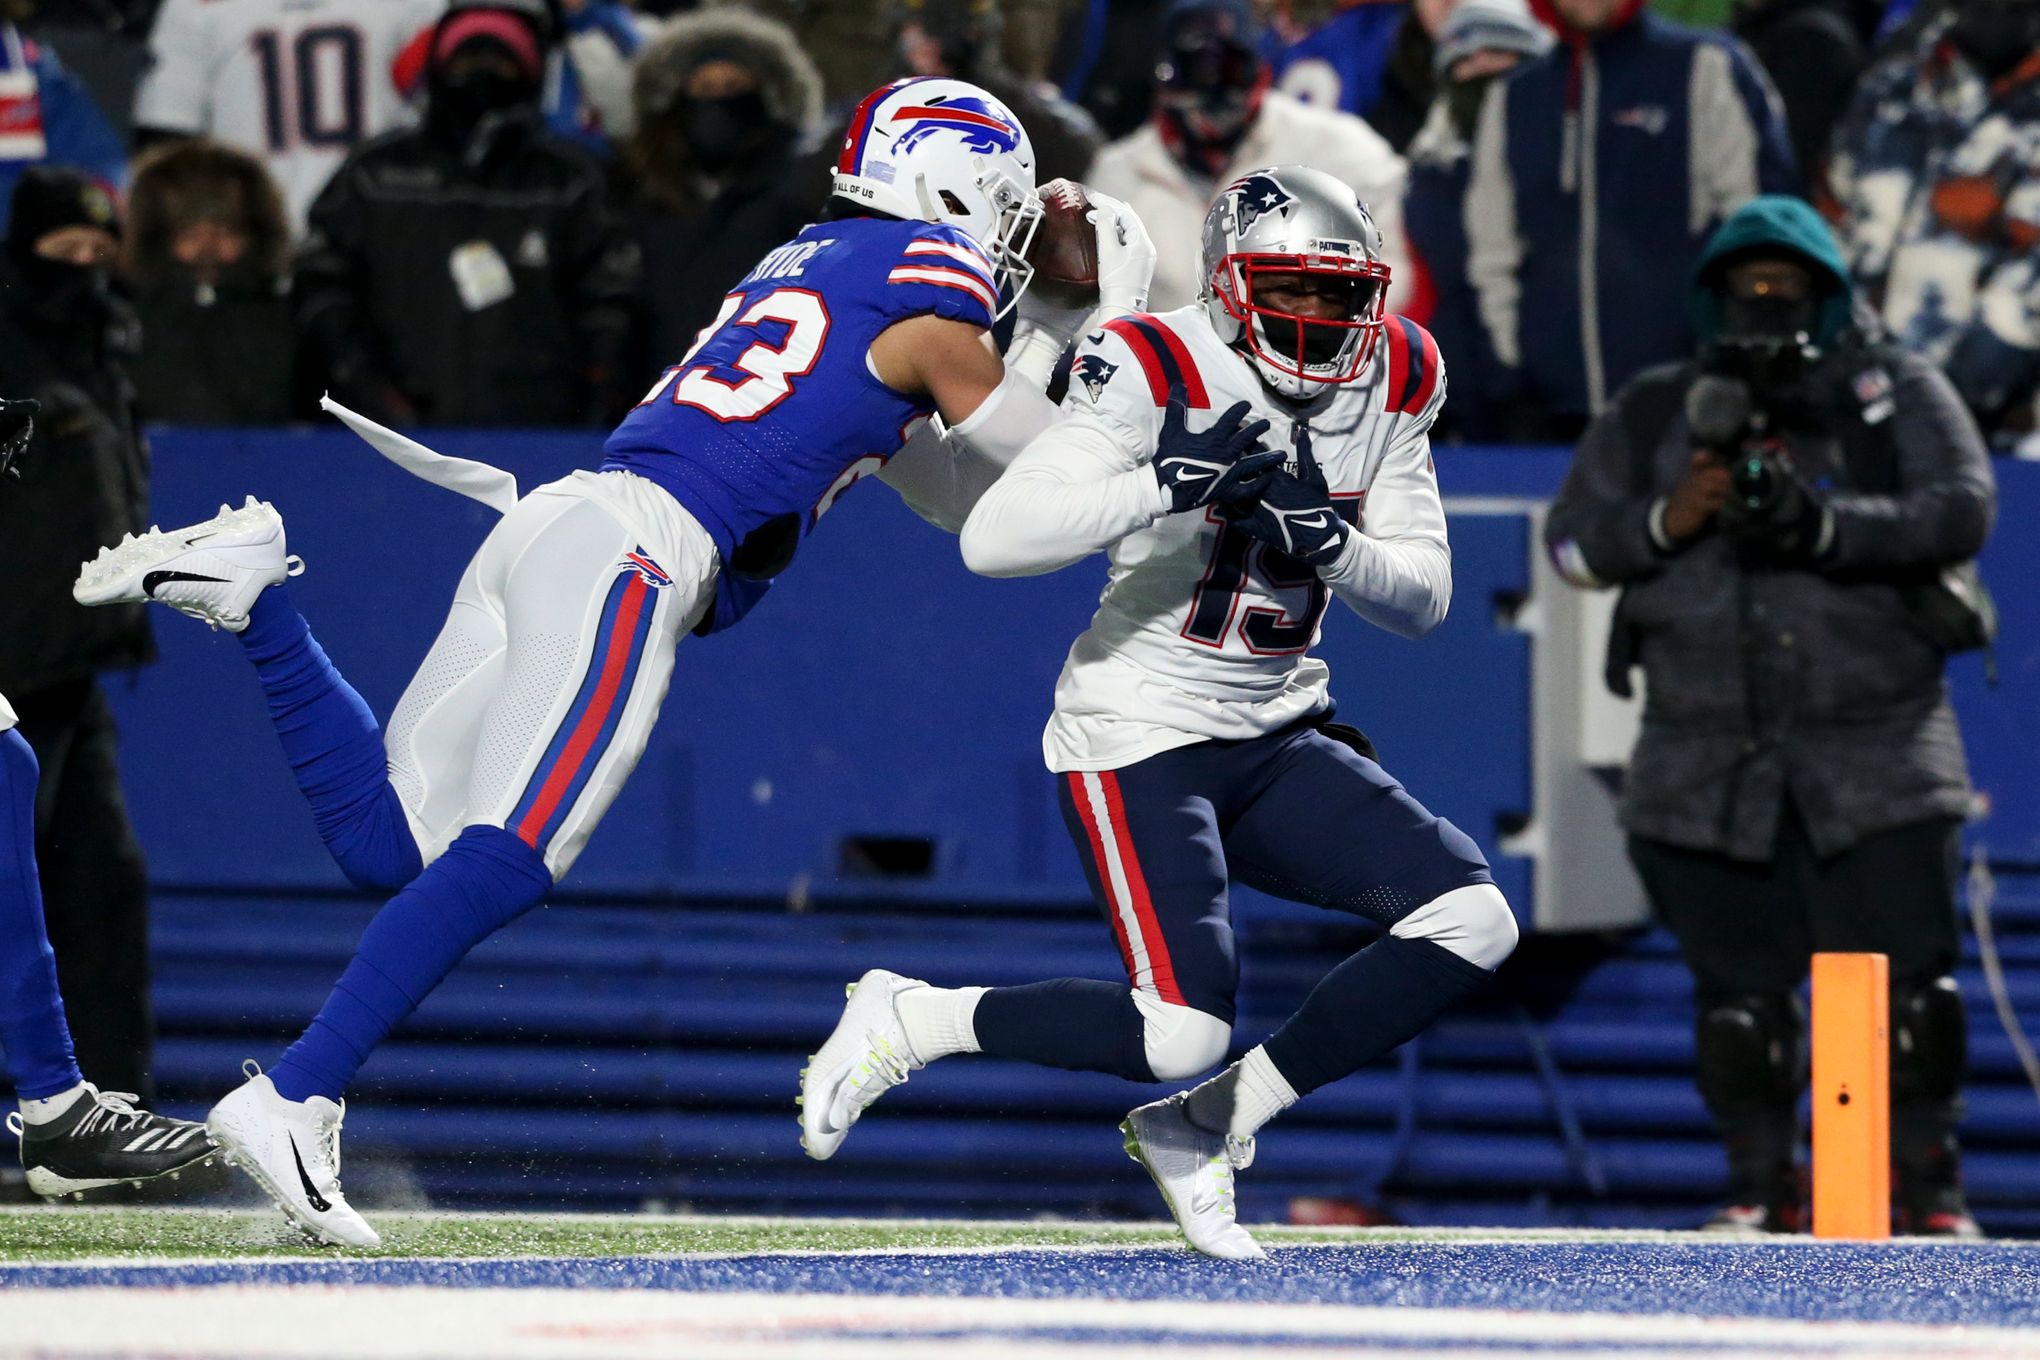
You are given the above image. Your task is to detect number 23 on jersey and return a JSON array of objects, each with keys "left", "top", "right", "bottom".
[{"left": 637, "top": 289, "right": 831, "bottom": 424}]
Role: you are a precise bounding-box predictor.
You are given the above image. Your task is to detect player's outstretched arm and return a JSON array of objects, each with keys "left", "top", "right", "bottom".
[{"left": 872, "top": 314, "right": 1064, "bottom": 532}]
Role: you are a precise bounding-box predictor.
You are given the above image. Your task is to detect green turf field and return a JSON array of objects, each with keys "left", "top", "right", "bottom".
[{"left": 0, "top": 1206, "right": 1704, "bottom": 1262}]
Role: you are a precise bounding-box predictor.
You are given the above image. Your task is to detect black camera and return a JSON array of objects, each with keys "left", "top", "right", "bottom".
[{"left": 1684, "top": 334, "right": 1818, "bottom": 520}]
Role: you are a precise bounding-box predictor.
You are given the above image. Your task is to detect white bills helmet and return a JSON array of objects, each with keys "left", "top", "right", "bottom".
[
  {"left": 1200, "top": 165, "right": 1390, "bottom": 399},
  {"left": 833, "top": 77, "right": 1043, "bottom": 317}
]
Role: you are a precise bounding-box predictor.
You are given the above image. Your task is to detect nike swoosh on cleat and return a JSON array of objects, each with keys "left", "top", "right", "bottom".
[
  {"left": 183, "top": 531, "right": 218, "bottom": 546},
  {"left": 142, "top": 569, "right": 229, "bottom": 597},
  {"left": 288, "top": 1135, "right": 333, "bottom": 1213}
]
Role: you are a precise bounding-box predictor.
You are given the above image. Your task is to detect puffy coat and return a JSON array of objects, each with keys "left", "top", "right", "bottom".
[{"left": 1087, "top": 90, "right": 1409, "bottom": 313}]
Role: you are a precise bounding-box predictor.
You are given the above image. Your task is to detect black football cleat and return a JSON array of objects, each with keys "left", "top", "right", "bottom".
[{"left": 8, "top": 1085, "right": 216, "bottom": 1198}]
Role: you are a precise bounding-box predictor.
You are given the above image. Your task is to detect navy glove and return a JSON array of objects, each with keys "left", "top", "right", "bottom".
[
  {"left": 1153, "top": 385, "right": 1281, "bottom": 513},
  {"left": 1226, "top": 426, "right": 1349, "bottom": 566},
  {"left": 0, "top": 398, "right": 37, "bottom": 481}
]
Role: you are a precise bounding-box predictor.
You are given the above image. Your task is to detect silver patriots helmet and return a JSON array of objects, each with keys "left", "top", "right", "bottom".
[{"left": 1199, "top": 165, "right": 1390, "bottom": 400}]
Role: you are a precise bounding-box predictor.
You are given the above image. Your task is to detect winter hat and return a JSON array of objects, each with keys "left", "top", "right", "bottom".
[
  {"left": 433, "top": 7, "right": 544, "bottom": 81},
  {"left": 1435, "top": 0, "right": 1555, "bottom": 77},
  {"left": 6, "top": 166, "right": 119, "bottom": 261}
]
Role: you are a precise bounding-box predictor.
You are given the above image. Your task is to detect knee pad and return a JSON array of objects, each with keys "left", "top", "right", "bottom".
[
  {"left": 1134, "top": 993, "right": 1231, "bottom": 1081},
  {"left": 1695, "top": 992, "right": 1803, "bottom": 1117},
  {"left": 1892, "top": 975, "right": 1966, "bottom": 1106},
  {"left": 1390, "top": 882, "right": 1519, "bottom": 970}
]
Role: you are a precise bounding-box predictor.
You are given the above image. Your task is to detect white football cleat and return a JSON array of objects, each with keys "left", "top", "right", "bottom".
[
  {"left": 1122, "top": 1093, "right": 1267, "bottom": 1261},
  {"left": 800, "top": 968, "right": 928, "bottom": 1161},
  {"left": 73, "top": 496, "right": 301, "bottom": 632},
  {"left": 206, "top": 1062, "right": 379, "bottom": 1249}
]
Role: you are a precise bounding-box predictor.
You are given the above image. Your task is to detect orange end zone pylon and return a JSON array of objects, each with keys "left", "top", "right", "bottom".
[{"left": 1811, "top": 951, "right": 1891, "bottom": 1239}]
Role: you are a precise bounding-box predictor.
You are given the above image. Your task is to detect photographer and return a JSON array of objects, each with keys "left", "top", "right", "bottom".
[{"left": 1546, "top": 196, "right": 1995, "bottom": 1236}]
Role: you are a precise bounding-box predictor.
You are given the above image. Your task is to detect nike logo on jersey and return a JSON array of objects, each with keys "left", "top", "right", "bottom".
[
  {"left": 142, "top": 569, "right": 228, "bottom": 597},
  {"left": 289, "top": 1135, "right": 333, "bottom": 1213}
]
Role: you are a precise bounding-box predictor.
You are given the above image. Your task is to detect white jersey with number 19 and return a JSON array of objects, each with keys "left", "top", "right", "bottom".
[
  {"left": 961, "top": 304, "right": 1451, "bottom": 773},
  {"left": 133, "top": 0, "right": 444, "bottom": 234}
]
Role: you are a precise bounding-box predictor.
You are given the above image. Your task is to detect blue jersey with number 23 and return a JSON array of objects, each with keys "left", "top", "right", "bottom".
[{"left": 602, "top": 216, "right": 1000, "bottom": 633}]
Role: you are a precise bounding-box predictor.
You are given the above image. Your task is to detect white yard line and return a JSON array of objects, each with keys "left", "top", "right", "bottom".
[{"left": 4, "top": 1285, "right": 2035, "bottom": 1360}]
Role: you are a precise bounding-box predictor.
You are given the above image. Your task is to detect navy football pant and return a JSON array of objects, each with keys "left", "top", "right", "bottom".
[{"left": 972, "top": 722, "right": 1503, "bottom": 1093}]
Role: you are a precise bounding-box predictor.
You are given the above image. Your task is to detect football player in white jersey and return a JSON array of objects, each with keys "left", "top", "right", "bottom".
[
  {"left": 132, "top": 0, "right": 446, "bottom": 234},
  {"left": 802, "top": 166, "right": 1520, "bottom": 1260}
]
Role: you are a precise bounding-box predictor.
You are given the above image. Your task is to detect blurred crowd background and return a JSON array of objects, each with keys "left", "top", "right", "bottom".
[{"left": 0, "top": 0, "right": 2030, "bottom": 450}]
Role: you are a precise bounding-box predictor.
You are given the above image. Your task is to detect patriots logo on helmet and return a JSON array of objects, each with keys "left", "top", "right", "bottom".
[
  {"left": 1233, "top": 174, "right": 1296, "bottom": 232},
  {"left": 892, "top": 96, "right": 1022, "bottom": 157},
  {"left": 1073, "top": 353, "right": 1118, "bottom": 404}
]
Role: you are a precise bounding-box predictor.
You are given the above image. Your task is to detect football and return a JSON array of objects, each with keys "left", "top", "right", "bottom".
[{"left": 1026, "top": 178, "right": 1099, "bottom": 306}]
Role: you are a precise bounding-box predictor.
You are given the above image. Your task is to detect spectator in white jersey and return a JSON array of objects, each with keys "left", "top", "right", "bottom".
[{"left": 131, "top": 0, "right": 446, "bottom": 237}]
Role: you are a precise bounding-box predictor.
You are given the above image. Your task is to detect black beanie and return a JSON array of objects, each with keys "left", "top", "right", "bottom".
[{"left": 7, "top": 166, "right": 120, "bottom": 264}]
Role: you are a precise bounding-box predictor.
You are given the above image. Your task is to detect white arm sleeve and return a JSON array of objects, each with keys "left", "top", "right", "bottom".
[
  {"left": 878, "top": 367, "right": 1062, "bottom": 533},
  {"left": 1321, "top": 381, "right": 1454, "bottom": 638},
  {"left": 959, "top": 416, "right": 1169, "bottom": 577},
  {"left": 131, "top": 0, "right": 211, "bottom": 133}
]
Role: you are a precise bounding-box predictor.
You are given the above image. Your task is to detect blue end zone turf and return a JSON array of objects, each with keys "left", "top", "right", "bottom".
[{"left": 9, "top": 1241, "right": 2040, "bottom": 1328}]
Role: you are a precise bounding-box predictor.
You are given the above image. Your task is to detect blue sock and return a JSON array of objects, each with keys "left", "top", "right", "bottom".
[
  {"left": 0, "top": 729, "right": 82, "bottom": 1100},
  {"left": 972, "top": 978, "right": 1156, "bottom": 1081},
  {"left": 241, "top": 587, "right": 422, "bottom": 892},
  {"left": 270, "top": 825, "right": 552, "bottom": 1102},
  {"left": 1262, "top": 934, "right": 1494, "bottom": 1097}
]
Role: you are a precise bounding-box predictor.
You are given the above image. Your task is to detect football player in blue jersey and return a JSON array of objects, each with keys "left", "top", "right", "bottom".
[
  {"left": 0, "top": 400, "right": 217, "bottom": 1197},
  {"left": 71, "top": 77, "right": 1157, "bottom": 1247}
]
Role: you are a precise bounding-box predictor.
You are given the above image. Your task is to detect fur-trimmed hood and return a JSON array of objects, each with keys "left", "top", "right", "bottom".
[{"left": 633, "top": 8, "right": 824, "bottom": 135}]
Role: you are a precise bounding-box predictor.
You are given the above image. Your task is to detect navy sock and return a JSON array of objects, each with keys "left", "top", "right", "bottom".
[
  {"left": 270, "top": 825, "right": 552, "bottom": 1101},
  {"left": 241, "top": 587, "right": 422, "bottom": 892},
  {"left": 1262, "top": 934, "right": 1494, "bottom": 1097},
  {"left": 971, "top": 978, "right": 1156, "bottom": 1081},
  {"left": 0, "top": 729, "right": 81, "bottom": 1099}
]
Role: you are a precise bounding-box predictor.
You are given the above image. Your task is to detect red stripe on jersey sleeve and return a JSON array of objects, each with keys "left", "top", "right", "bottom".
[
  {"left": 1102, "top": 318, "right": 1169, "bottom": 406},
  {"left": 1382, "top": 314, "right": 1412, "bottom": 413},
  {"left": 1147, "top": 319, "right": 1210, "bottom": 409},
  {"left": 1407, "top": 318, "right": 1442, "bottom": 413}
]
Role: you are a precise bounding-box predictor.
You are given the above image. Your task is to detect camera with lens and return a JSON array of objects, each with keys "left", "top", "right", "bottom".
[{"left": 1684, "top": 330, "right": 1819, "bottom": 525}]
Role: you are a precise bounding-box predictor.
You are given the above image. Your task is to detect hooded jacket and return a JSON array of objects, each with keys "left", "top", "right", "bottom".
[
  {"left": 1544, "top": 195, "right": 1995, "bottom": 861},
  {"left": 626, "top": 9, "right": 828, "bottom": 369},
  {"left": 1463, "top": 0, "right": 1797, "bottom": 435}
]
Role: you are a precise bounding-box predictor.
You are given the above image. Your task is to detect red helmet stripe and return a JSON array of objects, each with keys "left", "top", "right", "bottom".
[{"left": 836, "top": 83, "right": 898, "bottom": 176}]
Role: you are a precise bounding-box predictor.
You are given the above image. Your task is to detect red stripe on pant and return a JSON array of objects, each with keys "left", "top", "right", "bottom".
[
  {"left": 513, "top": 573, "right": 650, "bottom": 849},
  {"left": 1096, "top": 770, "right": 1185, "bottom": 1007},
  {"left": 1067, "top": 771, "right": 1142, "bottom": 987}
]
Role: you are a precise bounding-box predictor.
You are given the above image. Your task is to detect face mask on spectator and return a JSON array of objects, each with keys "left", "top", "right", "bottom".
[
  {"left": 682, "top": 89, "right": 772, "bottom": 174},
  {"left": 1154, "top": 22, "right": 1267, "bottom": 176},
  {"left": 6, "top": 168, "right": 121, "bottom": 330},
  {"left": 427, "top": 17, "right": 544, "bottom": 151},
  {"left": 1949, "top": 0, "right": 2040, "bottom": 79}
]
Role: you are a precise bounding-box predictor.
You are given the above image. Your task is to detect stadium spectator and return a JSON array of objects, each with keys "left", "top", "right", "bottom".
[
  {"left": 131, "top": 0, "right": 443, "bottom": 238},
  {"left": 1731, "top": 0, "right": 1877, "bottom": 184},
  {"left": 0, "top": 18, "right": 125, "bottom": 236},
  {"left": 1403, "top": 0, "right": 1553, "bottom": 437},
  {"left": 0, "top": 167, "right": 156, "bottom": 1103},
  {"left": 1462, "top": 0, "right": 1797, "bottom": 441},
  {"left": 559, "top": 0, "right": 655, "bottom": 143},
  {"left": 1059, "top": 0, "right": 1172, "bottom": 139},
  {"left": 894, "top": 0, "right": 1102, "bottom": 184},
  {"left": 1826, "top": 0, "right": 2040, "bottom": 454},
  {"left": 737, "top": 0, "right": 897, "bottom": 113},
  {"left": 122, "top": 140, "right": 297, "bottom": 426},
  {"left": 1545, "top": 196, "right": 1994, "bottom": 1236},
  {"left": 1275, "top": 0, "right": 1448, "bottom": 153},
  {"left": 627, "top": 8, "right": 824, "bottom": 369},
  {"left": 1088, "top": 0, "right": 1408, "bottom": 312},
  {"left": 294, "top": 0, "right": 642, "bottom": 428}
]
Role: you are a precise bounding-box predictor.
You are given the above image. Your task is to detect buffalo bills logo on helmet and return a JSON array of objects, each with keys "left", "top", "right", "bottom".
[
  {"left": 891, "top": 96, "right": 1022, "bottom": 157},
  {"left": 1073, "top": 353, "right": 1119, "bottom": 404},
  {"left": 1232, "top": 173, "right": 1296, "bottom": 232}
]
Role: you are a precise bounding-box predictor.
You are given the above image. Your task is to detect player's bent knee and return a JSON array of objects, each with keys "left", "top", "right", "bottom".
[
  {"left": 1137, "top": 996, "right": 1232, "bottom": 1080},
  {"left": 1390, "top": 882, "right": 1518, "bottom": 970}
]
